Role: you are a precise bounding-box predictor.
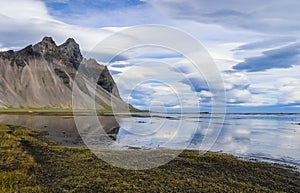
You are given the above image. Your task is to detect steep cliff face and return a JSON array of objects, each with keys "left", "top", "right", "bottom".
[{"left": 0, "top": 37, "right": 125, "bottom": 110}]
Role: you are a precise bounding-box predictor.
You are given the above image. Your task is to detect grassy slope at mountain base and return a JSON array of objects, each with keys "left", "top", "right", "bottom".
[
  {"left": 0, "top": 123, "right": 299, "bottom": 193},
  {"left": 0, "top": 107, "right": 146, "bottom": 115}
]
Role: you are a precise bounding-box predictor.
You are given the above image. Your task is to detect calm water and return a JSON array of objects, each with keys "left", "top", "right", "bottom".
[
  {"left": 114, "top": 113, "right": 300, "bottom": 167},
  {"left": 0, "top": 113, "right": 299, "bottom": 167}
]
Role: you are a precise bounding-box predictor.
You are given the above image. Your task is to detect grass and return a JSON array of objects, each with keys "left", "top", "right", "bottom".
[
  {"left": 0, "top": 107, "right": 147, "bottom": 116},
  {"left": 0, "top": 123, "right": 299, "bottom": 193},
  {"left": 0, "top": 108, "right": 104, "bottom": 114},
  {"left": 0, "top": 124, "right": 46, "bottom": 192}
]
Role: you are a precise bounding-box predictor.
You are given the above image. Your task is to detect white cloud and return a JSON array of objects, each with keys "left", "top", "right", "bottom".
[
  {"left": 198, "top": 90, "right": 213, "bottom": 98},
  {"left": 226, "top": 89, "right": 251, "bottom": 104},
  {"left": 0, "top": 0, "right": 52, "bottom": 20},
  {"left": 222, "top": 71, "right": 250, "bottom": 90},
  {"left": 0, "top": 0, "right": 120, "bottom": 52},
  {"left": 277, "top": 78, "right": 300, "bottom": 104},
  {"left": 148, "top": 0, "right": 300, "bottom": 35},
  {"left": 0, "top": 0, "right": 299, "bottom": 111}
]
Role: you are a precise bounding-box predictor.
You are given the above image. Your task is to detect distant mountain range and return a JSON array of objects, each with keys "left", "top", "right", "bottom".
[{"left": 0, "top": 37, "right": 129, "bottom": 110}]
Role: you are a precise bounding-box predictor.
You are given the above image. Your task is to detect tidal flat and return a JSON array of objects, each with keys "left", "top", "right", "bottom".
[{"left": 0, "top": 123, "right": 299, "bottom": 193}]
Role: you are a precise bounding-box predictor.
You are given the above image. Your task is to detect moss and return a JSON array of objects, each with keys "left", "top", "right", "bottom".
[
  {"left": 0, "top": 123, "right": 299, "bottom": 193},
  {"left": 0, "top": 124, "right": 46, "bottom": 193}
]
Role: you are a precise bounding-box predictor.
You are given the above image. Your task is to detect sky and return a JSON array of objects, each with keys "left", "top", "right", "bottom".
[{"left": 0, "top": 0, "right": 300, "bottom": 112}]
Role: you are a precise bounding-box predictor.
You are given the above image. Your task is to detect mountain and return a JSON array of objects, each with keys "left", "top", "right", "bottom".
[{"left": 0, "top": 37, "right": 129, "bottom": 110}]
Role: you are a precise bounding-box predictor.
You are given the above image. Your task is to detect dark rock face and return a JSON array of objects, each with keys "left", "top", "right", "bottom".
[
  {"left": 32, "top": 37, "right": 60, "bottom": 62},
  {"left": 0, "top": 37, "right": 125, "bottom": 109},
  {"left": 59, "top": 38, "right": 83, "bottom": 69},
  {"left": 98, "top": 66, "right": 120, "bottom": 97},
  {"left": 54, "top": 68, "right": 70, "bottom": 85},
  {"left": 80, "top": 58, "right": 120, "bottom": 97}
]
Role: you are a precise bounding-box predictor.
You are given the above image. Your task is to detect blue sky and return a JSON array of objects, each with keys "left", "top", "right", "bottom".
[
  {"left": 0, "top": 0, "right": 300, "bottom": 112},
  {"left": 42, "top": 0, "right": 148, "bottom": 27}
]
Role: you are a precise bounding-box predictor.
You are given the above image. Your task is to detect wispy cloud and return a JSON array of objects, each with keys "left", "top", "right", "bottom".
[
  {"left": 41, "top": 0, "right": 165, "bottom": 27},
  {"left": 0, "top": 0, "right": 120, "bottom": 52},
  {"left": 1, "top": 0, "right": 300, "bottom": 112},
  {"left": 148, "top": 0, "right": 300, "bottom": 34},
  {"left": 233, "top": 43, "right": 300, "bottom": 72},
  {"left": 234, "top": 37, "right": 297, "bottom": 51},
  {"left": 277, "top": 78, "right": 300, "bottom": 104}
]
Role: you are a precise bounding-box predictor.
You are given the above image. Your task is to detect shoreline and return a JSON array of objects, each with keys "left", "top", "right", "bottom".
[
  {"left": 1, "top": 109, "right": 300, "bottom": 115},
  {"left": 0, "top": 111, "right": 299, "bottom": 168},
  {"left": 0, "top": 123, "right": 299, "bottom": 192},
  {"left": 0, "top": 111, "right": 300, "bottom": 169}
]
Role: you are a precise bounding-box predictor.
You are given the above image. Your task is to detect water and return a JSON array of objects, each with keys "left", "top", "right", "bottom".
[
  {"left": 0, "top": 113, "right": 299, "bottom": 167},
  {"left": 114, "top": 113, "right": 300, "bottom": 167},
  {"left": 0, "top": 114, "right": 119, "bottom": 146}
]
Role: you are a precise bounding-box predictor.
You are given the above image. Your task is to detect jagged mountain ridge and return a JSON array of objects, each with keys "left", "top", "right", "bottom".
[{"left": 0, "top": 37, "right": 127, "bottom": 110}]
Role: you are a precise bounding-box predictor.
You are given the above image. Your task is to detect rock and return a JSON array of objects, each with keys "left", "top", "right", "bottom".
[
  {"left": 0, "top": 37, "right": 128, "bottom": 110},
  {"left": 59, "top": 38, "right": 83, "bottom": 69},
  {"left": 80, "top": 58, "right": 120, "bottom": 97}
]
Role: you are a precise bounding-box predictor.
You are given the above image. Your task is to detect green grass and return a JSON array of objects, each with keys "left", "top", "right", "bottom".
[
  {"left": 0, "top": 123, "right": 299, "bottom": 193},
  {"left": 0, "top": 124, "right": 46, "bottom": 192},
  {"left": 0, "top": 108, "right": 117, "bottom": 117},
  {"left": 0, "top": 107, "right": 147, "bottom": 115}
]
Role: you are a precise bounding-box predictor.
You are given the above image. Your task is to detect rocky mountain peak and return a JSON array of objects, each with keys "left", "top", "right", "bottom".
[
  {"left": 0, "top": 37, "right": 127, "bottom": 109},
  {"left": 32, "top": 36, "right": 60, "bottom": 62},
  {"left": 64, "top": 38, "right": 77, "bottom": 44},
  {"left": 59, "top": 38, "right": 82, "bottom": 69},
  {"left": 41, "top": 36, "right": 56, "bottom": 44},
  {"left": 35, "top": 36, "right": 57, "bottom": 50}
]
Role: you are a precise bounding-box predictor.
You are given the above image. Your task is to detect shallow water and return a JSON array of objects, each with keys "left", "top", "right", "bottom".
[
  {"left": 113, "top": 113, "right": 300, "bottom": 167},
  {"left": 0, "top": 113, "right": 299, "bottom": 167},
  {"left": 0, "top": 114, "right": 119, "bottom": 146}
]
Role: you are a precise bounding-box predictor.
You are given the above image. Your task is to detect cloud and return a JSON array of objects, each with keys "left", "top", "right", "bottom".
[
  {"left": 226, "top": 89, "right": 252, "bottom": 104},
  {"left": 44, "top": 0, "right": 68, "bottom": 3},
  {"left": 277, "top": 78, "right": 300, "bottom": 104},
  {"left": 124, "top": 81, "right": 181, "bottom": 110},
  {"left": 167, "top": 59, "right": 256, "bottom": 106},
  {"left": 234, "top": 37, "right": 297, "bottom": 51},
  {"left": 43, "top": 0, "right": 145, "bottom": 13},
  {"left": 202, "top": 9, "right": 246, "bottom": 18},
  {"left": 180, "top": 73, "right": 208, "bottom": 92},
  {"left": 108, "top": 69, "right": 123, "bottom": 75},
  {"left": 198, "top": 90, "right": 213, "bottom": 103},
  {"left": 42, "top": 0, "right": 168, "bottom": 27},
  {"left": 233, "top": 42, "right": 300, "bottom": 72},
  {"left": 90, "top": 52, "right": 128, "bottom": 63},
  {"left": 109, "top": 60, "right": 202, "bottom": 110},
  {"left": 0, "top": 0, "right": 122, "bottom": 53},
  {"left": 109, "top": 61, "right": 134, "bottom": 68},
  {"left": 222, "top": 71, "right": 250, "bottom": 90},
  {"left": 1, "top": 0, "right": 299, "bottom": 112},
  {"left": 0, "top": 0, "right": 52, "bottom": 20},
  {"left": 221, "top": 71, "right": 256, "bottom": 105},
  {"left": 148, "top": 0, "right": 300, "bottom": 35}
]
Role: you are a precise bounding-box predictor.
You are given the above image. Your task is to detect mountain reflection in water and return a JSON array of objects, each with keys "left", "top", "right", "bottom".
[
  {"left": 0, "top": 113, "right": 299, "bottom": 167},
  {"left": 0, "top": 114, "right": 120, "bottom": 146}
]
